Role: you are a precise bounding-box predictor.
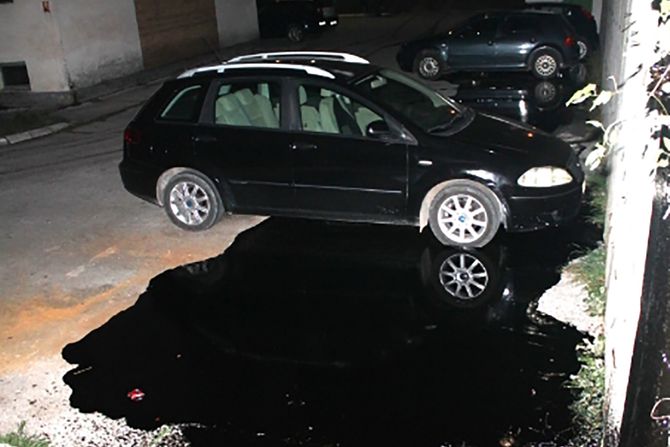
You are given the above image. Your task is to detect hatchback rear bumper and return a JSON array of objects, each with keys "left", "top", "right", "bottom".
[{"left": 119, "top": 159, "right": 161, "bottom": 205}]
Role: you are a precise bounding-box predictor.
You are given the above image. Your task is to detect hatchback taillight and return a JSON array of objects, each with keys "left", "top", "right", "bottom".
[
  {"left": 124, "top": 127, "right": 141, "bottom": 145},
  {"left": 581, "top": 7, "right": 594, "bottom": 20},
  {"left": 564, "top": 36, "right": 576, "bottom": 46}
]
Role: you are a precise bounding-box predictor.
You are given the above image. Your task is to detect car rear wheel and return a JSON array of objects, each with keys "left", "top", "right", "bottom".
[
  {"left": 428, "top": 181, "right": 501, "bottom": 248},
  {"left": 163, "top": 172, "right": 223, "bottom": 231},
  {"left": 530, "top": 49, "right": 561, "bottom": 79},
  {"left": 287, "top": 23, "right": 305, "bottom": 42},
  {"left": 414, "top": 50, "right": 444, "bottom": 81},
  {"left": 576, "top": 39, "right": 589, "bottom": 60}
]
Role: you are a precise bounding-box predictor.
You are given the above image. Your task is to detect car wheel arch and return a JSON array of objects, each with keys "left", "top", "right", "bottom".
[{"left": 418, "top": 178, "right": 509, "bottom": 232}]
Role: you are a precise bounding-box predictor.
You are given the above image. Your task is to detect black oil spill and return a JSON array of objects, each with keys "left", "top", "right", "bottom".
[{"left": 63, "top": 216, "right": 599, "bottom": 446}]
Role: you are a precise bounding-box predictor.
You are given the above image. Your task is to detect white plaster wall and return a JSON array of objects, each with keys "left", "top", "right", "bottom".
[
  {"left": 0, "top": 1, "right": 69, "bottom": 92},
  {"left": 52, "top": 0, "right": 143, "bottom": 89},
  {"left": 600, "top": 0, "right": 660, "bottom": 441},
  {"left": 214, "top": 0, "right": 259, "bottom": 49}
]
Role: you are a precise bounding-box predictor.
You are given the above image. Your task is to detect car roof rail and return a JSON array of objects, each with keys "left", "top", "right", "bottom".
[
  {"left": 227, "top": 51, "right": 370, "bottom": 64},
  {"left": 178, "top": 62, "right": 336, "bottom": 80}
]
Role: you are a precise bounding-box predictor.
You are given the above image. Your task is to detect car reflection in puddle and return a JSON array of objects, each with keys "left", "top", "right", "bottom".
[
  {"left": 450, "top": 69, "right": 600, "bottom": 152},
  {"left": 62, "top": 217, "right": 599, "bottom": 447}
]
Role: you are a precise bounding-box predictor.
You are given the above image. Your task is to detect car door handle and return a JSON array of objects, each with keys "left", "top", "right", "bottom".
[
  {"left": 289, "top": 142, "right": 318, "bottom": 151},
  {"left": 192, "top": 135, "right": 217, "bottom": 143}
]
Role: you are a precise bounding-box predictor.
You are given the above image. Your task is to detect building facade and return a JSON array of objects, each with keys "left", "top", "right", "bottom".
[{"left": 0, "top": 0, "right": 258, "bottom": 107}]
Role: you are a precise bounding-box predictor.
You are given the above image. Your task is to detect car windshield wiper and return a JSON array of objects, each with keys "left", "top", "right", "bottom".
[
  {"left": 427, "top": 114, "right": 460, "bottom": 133},
  {"left": 427, "top": 108, "right": 472, "bottom": 134}
]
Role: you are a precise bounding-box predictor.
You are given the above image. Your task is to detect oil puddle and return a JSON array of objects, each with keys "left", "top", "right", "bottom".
[{"left": 63, "top": 217, "right": 599, "bottom": 446}]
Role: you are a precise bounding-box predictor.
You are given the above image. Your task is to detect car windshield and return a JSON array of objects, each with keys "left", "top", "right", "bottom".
[{"left": 354, "top": 69, "right": 467, "bottom": 133}]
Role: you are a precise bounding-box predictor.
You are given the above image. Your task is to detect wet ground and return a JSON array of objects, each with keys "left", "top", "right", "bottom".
[{"left": 62, "top": 214, "right": 600, "bottom": 447}]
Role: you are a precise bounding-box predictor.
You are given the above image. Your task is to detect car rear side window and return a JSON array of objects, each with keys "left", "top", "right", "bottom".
[
  {"left": 213, "top": 81, "right": 281, "bottom": 129},
  {"left": 502, "top": 16, "right": 538, "bottom": 34},
  {"left": 159, "top": 84, "right": 206, "bottom": 122}
]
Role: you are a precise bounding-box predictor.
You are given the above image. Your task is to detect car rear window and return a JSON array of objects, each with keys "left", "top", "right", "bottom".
[{"left": 158, "top": 84, "right": 206, "bottom": 122}]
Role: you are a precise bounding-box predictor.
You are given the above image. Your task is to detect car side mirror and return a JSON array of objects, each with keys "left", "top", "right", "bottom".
[{"left": 366, "top": 120, "right": 392, "bottom": 139}]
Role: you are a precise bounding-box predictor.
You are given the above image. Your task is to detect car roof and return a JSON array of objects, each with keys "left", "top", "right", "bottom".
[
  {"left": 177, "top": 52, "right": 379, "bottom": 85},
  {"left": 474, "top": 9, "right": 561, "bottom": 19}
]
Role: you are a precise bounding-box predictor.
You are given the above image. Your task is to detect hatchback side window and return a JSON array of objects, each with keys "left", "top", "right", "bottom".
[
  {"left": 457, "top": 17, "right": 498, "bottom": 39},
  {"left": 297, "top": 84, "right": 385, "bottom": 137},
  {"left": 159, "top": 84, "right": 205, "bottom": 122},
  {"left": 502, "top": 16, "right": 537, "bottom": 35},
  {"left": 213, "top": 81, "right": 281, "bottom": 129}
]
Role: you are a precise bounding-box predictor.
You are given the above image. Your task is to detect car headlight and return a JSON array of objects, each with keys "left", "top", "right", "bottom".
[{"left": 517, "top": 166, "right": 573, "bottom": 187}]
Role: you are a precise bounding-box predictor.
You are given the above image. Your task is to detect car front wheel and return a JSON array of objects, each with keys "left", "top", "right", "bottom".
[
  {"left": 428, "top": 181, "right": 501, "bottom": 248},
  {"left": 163, "top": 172, "right": 223, "bottom": 231}
]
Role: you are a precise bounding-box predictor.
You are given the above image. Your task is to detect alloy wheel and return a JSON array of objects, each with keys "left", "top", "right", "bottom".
[
  {"left": 169, "top": 181, "right": 211, "bottom": 226},
  {"left": 436, "top": 194, "right": 489, "bottom": 244},
  {"left": 438, "top": 253, "right": 489, "bottom": 300}
]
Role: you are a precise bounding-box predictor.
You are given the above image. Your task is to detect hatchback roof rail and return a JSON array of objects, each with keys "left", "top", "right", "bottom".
[
  {"left": 227, "top": 51, "right": 370, "bottom": 64},
  {"left": 178, "top": 62, "right": 336, "bottom": 80}
]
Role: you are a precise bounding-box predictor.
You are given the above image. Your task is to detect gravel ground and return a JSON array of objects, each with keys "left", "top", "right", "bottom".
[
  {"left": 0, "top": 357, "right": 189, "bottom": 447},
  {"left": 538, "top": 269, "right": 604, "bottom": 338}
]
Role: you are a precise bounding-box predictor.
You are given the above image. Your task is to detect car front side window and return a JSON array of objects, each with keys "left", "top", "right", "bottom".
[
  {"left": 296, "top": 84, "right": 385, "bottom": 138},
  {"left": 213, "top": 80, "right": 281, "bottom": 129}
]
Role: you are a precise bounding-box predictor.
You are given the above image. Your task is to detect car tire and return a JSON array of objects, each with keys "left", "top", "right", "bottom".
[
  {"left": 529, "top": 48, "right": 562, "bottom": 79},
  {"left": 414, "top": 50, "right": 445, "bottom": 81},
  {"left": 163, "top": 172, "right": 223, "bottom": 232},
  {"left": 533, "top": 80, "right": 558, "bottom": 107},
  {"left": 287, "top": 23, "right": 305, "bottom": 42},
  {"left": 428, "top": 180, "right": 501, "bottom": 248}
]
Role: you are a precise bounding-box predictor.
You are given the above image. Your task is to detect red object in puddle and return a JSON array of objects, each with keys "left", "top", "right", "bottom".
[{"left": 127, "top": 388, "right": 145, "bottom": 401}]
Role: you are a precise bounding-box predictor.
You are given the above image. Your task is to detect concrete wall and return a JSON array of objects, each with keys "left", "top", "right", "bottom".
[
  {"left": 600, "top": 0, "right": 660, "bottom": 443},
  {"left": 52, "top": 0, "right": 143, "bottom": 89},
  {"left": 214, "top": 0, "right": 259, "bottom": 49},
  {"left": 0, "top": 1, "right": 69, "bottom": 92}
]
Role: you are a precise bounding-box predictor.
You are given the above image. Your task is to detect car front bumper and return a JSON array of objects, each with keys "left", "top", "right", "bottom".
[{"left": 504, "top": 181, "right": 584, "bottom": 232}]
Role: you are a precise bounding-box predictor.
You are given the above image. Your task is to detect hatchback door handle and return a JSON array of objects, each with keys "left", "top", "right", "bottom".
[
  {"left": 290, "top": 142, "right": 317, "bottom": 151},
  {"left": 192, "top": 135, "right": 217, "bottom": 143}
]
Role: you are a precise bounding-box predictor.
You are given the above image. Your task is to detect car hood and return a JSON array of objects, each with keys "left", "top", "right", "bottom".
[{"left": 450, "top": 111, "right": 573, "bottom": 163}]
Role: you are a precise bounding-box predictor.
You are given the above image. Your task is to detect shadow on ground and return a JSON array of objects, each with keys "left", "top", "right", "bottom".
[{"left": 62, "top": 215, "right": 599, "bottom": 446}]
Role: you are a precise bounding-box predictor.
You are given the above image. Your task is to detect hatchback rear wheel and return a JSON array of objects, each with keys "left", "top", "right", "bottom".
[
  {"left": 287, "top": 23, "right": 305, "bottom": 42},
  {"left": 530, "top": 48, "right": 561, "bottom": 79},
  {"left": 414, "top": 50, "right": 444, "bottom": 81},
  {"left": 163, "top": 172, "right": 223, "bottom": 231}
]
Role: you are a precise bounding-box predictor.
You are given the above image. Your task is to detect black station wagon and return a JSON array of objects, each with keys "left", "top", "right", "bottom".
[{"left": 119, "top": 52, "right": 584, "bottom": 248}]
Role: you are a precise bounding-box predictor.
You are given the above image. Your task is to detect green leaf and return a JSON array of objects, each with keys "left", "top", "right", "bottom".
[
  {"left": 661, "top": 0, "right": 670, "bottom": 19},
  {"left": 590, "top": 90, "right": 614, "bottom": 111},
  {"left": 585, "top": 144, "right": 608, "bottom": 171},
  {"left": 586, "top": 120, "right": 605, "bottom": 132},
  {"left": 566, "top": 83, "right": 597, "bottom": 106}
]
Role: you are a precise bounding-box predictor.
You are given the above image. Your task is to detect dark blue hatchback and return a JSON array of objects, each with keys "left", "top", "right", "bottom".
[{"left": 396, "top": 11, "right": 581, "bottom": 80}]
